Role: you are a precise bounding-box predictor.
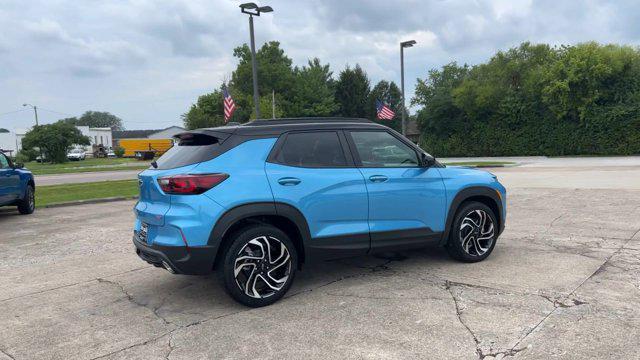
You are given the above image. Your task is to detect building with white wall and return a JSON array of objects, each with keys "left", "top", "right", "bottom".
[
  {"left": 76, "top": 126, "right": 113, "bottom": 148},
  {"left": 0, "top": 126, "right": 113, "bottom": 154}
]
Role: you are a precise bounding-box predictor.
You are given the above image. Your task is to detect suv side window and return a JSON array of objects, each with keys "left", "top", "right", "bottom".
[
  {"left": 276, "top": 131, "right": 347, "bottom": 168},
  {"left": 350, "top": 131, "right": 419, "bottom": 167},
  {"left": 0, "top": 153, "right": 9, "bottom": 169}
]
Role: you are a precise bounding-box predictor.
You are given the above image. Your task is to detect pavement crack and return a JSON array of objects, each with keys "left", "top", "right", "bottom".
[
  {"left": 0, "top": 266, "right": 149, "bottom": 303},
  {"left": 91, "top": 309, "right": 250, "bottom": 360},
  {"left": 506, "top": 227, "right": 640, "bottom": 354},
  {"left": 164, "top": 333, "right": 175, "bottom": 360},
  {"left": 538, "top": 294, "right": 588, "bottom": 309},
  {"left": 545, "top": 213, "right": 565, "bottom": 234},
  {"left": 445, "top": 281, "right": 483, "bottom": 359},
  {"left": 96, "top": 278, "right": 172, "bottom": 326},
  {"left": 445, "top": 281, "right": 532, "bottom": 359},
  {"left": 0, "top": 346, "right": 16, "bottom": 360}
]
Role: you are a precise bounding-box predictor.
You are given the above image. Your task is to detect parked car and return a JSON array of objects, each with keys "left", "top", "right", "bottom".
[
  {"left": 67, "top": 148, "right": 86, "bottom": 161},
  {"left": 133, "top": 118, "right": 506, "bottom": 307},
  {"left": 107, "top": 149, "right": 117, "bottom": 158},
  {"left": 0, "top": 150, "right": 35, "bottom": 214}
]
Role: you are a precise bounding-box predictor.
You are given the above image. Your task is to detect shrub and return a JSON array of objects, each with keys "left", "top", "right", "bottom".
[{"left": 114, "top": 146, "right": 125, "bottom": 158}]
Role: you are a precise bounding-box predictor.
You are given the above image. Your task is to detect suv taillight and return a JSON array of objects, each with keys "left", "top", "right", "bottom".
[{"left": 157, "top": 174, "right": 229, "bottom": 195}]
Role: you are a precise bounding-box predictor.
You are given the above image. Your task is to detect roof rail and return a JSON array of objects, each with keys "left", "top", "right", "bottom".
[{"left": 246, "top": 117, "right": 372, "bottom": 126}]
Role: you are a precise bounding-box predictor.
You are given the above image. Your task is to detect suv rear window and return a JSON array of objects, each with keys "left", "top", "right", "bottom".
[
  {"left": 154, "top": 133, "right": 221, "bottom": 170},
  {"left": 275, "top": 131, "right": 347, "bottom": 168}
]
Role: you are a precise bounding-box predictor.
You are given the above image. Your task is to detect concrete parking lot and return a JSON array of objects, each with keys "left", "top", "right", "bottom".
[{"left": 1, "top": 158, "right": 639, "bottom": 359}]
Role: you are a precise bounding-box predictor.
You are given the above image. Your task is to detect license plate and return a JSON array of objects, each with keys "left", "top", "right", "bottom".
[{"left": 139, "top": 223, "right": 148, "bottom": 242}]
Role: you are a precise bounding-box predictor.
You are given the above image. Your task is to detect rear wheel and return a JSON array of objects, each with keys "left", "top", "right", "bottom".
[
  {"left": 221, "top": 224, "right": 297, "bottom": 307},
  {"left": 446, "top": 201, "right": 497, "bottom": 262},
  {"left": 17, "top": 185, "right": 35, "bottom": 215}
]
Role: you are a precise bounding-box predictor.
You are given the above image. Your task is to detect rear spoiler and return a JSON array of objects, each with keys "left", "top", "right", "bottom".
[{"left": 174, "top": 129, "right": 234, "bottom": 144}]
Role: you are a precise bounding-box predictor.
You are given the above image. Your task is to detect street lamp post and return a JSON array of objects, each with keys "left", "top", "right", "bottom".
[
  {"left": 400, "top": 40, "right": 416, "bottom": 136},
  {"left": 22, "top": 103, "right": 39, "bottom": 126},
  {"left": 240, "top": 2, "right": 273, "bottom": 119},
  {"left": 23, "top": 103, "right": 42, "bottom": 160}
]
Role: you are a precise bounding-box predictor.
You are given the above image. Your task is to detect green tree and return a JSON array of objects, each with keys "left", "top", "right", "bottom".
[
  {"left": 21, "top": 122, "right": 90, "bottom": 163},
  {"left": 412, "top": 42, "right": 640, "bottom": 157},
  {"left": 230, "top": 41, "right": 295, "bottom": 120},
  {"left": 65, "top": 111, "right": 125, "bottom": 130},
  {"left": 0, "top": 128, "right": 8, "bottom": 133},
  {"left": 367, "top": 80, "right": 403, "bottom": 132},
  {"left": 335, "top": 64, "right": 370, "bottom": 118},
  {"left": 289, "top": 58, "right": 338, "bottom": 117}
]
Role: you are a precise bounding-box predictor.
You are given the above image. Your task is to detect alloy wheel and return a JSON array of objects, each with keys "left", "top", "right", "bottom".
[
  {"left": 459, "top": 209, "right": 495, "bottom": 256},
  {"left": 233, "top": 235, "right": 291, "bottom": 299},
  {"left": 28, "top": 188, "right": 35, "bottom": 210}
]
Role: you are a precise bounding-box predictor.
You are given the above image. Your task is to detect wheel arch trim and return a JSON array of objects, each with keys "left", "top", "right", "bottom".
[
  {"left": 440, "top": 186, "right": 504, "bottom": 246},
  {"left": 208, "top": 202, "right": 311, "bottom": 267}
]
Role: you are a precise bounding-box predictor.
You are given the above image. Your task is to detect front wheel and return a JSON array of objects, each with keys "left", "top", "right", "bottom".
[
  {"left": 221, "top": 224, "right": 297, "bottom": 307},
  {"left": 446, "top": 201, "right": 497, "bottom": 262},
  {"left": 17, "top": 185, "right": 35, "bottom": 215}
]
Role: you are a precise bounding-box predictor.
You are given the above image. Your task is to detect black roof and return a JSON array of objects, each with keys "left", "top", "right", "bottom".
[
  {"left": 195, "top": 117, "right": 387, "bottom": 138},
  {"left": 113, "top": 129, "right": 159, "bottom": 139}
]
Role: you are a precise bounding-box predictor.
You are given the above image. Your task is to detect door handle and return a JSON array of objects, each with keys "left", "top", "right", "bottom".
[
  {"left": 369, "top": 175, "right": 388, "bottom": 183},
  {"left": 278, "top": 177, "right": 301, "bottom": 186}
]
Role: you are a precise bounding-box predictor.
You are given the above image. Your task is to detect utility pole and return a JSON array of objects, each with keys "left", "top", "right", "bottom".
[
  {"left": 23, "top": 103, "right": 39, "bottom": 126},
  {"left": 272, "top": 90, "right": 275, "bottom": 119},
  {"left": 400, "top": 40, "right": 416, "bottom": 136},
  {"left": 22, "top": 103, "right": 42, "bottom": 160},
  {"left": 240, "top": 3, "right": 273, "bottom": 119}
]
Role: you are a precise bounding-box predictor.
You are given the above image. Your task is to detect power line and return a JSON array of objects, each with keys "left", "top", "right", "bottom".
[
  {"left": 0, "top": 109, "right": 28, "bottom": 118},
  {"left": 37, "top": 107, "right": 75, "bottom": 117}
]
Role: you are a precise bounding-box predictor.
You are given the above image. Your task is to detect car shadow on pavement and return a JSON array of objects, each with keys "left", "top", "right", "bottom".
[
  {"left": 130, "top": 243, "right": 451, "bottom": 316},
  {"left": 0, "top": 208, "right": 22, "bottom": 220}
]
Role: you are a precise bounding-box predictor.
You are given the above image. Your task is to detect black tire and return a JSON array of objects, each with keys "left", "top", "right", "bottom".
[
  {"left": 446, "top": 201, "right": 498, "bottom": 262},
  {"left": 17, "top": 185, "right": 35, "bottom": 215},
  {"left": 220, "top": 224, "right": 297, "bottom": 307}
]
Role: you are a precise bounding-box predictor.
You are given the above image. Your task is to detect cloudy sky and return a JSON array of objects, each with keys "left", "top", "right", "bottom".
[{"left": 1, "top": 0, "right": 638, "bottom": 130}]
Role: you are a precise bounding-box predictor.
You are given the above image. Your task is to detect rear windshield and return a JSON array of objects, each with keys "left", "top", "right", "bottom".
[{"left": 153, "top": 133, "right": 221, "bottom": 170}]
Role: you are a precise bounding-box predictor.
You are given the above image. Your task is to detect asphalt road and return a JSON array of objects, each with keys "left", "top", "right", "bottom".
[
  {"left": 35, "top": 170, "right": 142, "bottom": 186},
  {"left": 1, "top": 159, "right": 639, "bottom": 359}
]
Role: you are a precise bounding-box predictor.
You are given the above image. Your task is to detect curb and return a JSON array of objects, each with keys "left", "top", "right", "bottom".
[
  {"left": 444, "top": 164, "right": 518, "bottom": 168},
  {"left": 42, "top": 196, "right": 139, "bottom": 209}
]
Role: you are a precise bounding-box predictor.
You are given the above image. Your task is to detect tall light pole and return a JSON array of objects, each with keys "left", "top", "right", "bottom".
[
  {"left": 240, "top": 2, "right": 273, "bottom": 119},
  {"left": 22, "top": 103, "right": 39, "bottom": 126},
  {"left": 400, "top": 40, "right": 416, "bottom": 136},
  {"left": 23, "top": 103, "right": 42, "bottom": 160}
]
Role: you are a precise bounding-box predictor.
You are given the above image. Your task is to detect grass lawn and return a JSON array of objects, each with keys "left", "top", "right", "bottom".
[
  {"left": 24, "top": 158, "right": 150, "bottom": 175},
  {"left": 36, "top": 180, "right": 139, "bottom": 207},
  {"left": 443, "top": 161, "right": 516, "bottom": 167}
]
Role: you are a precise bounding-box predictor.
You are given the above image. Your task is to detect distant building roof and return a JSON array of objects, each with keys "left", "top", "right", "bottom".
[
  {"left": 113, "top": 126, "right": 185, "bottom": 139},
  {"left": 113, "top": 130, "right": 158, "bottom": 139}
]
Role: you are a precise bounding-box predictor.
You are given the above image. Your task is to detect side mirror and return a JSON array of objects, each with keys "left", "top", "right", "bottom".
[
  {"left": 421, "top": 153, "right": 435, "bottom": 167},
  {"left": 14, "top": 162, "right": 24, "bottom": 169}
]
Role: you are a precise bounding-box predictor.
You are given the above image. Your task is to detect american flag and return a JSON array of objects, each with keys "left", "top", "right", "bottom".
[
  {"left": 376, "top": 99, "right": 395, "bottom": 120},
  {"left": 223, "top": 86, "right": 236, "bottom": 122}
]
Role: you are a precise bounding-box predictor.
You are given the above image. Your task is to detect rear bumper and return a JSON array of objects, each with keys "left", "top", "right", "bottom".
[{"left": 133, "top": 232, "right": 217, "bottom": 275}]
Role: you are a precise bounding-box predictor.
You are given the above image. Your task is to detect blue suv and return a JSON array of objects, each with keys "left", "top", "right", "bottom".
[
  {"left": 133, "top": 118, "right": 506, "bottom": 307},
  {"left": 0, "top": 150, "right": 35, "bottom": 215}
]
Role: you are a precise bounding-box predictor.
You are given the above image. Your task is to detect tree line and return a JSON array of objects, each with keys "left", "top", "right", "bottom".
[
  {"left": 183, "top": 41, "right": 405, "bottom": 133},
  {"left": 185, "top": 41, "right": 640, "bottom": 157},
  {"left": 413, "top": 42, "right": 640, "bottom": 156}
]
